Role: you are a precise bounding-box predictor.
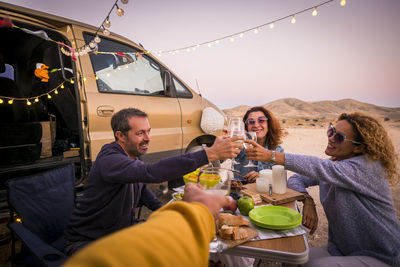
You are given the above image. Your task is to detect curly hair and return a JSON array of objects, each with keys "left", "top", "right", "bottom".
[
  {"left": 243, "top": 106, "right": 284, "bottom": 150},
  {"left": 338, "top": 112, "right": 399, "bottom": 185}
]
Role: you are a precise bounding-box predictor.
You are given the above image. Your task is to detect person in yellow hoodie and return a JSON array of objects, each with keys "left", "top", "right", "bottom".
[{"left": 63, "top": 182, "right": 234, "bottom": 267}]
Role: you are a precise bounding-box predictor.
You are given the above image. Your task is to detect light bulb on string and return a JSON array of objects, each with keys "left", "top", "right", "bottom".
[
  {"left": 26, "top": 99, "right": 31, "bottom": 106},
  {"left": 215, "top": 40, "right": 220, "bottom": 44},
  {"left": 207, "top": 43, "right": 212, "bottom": 48},
  {"left": 230, "top": 37, "right": 235, "bottom": 42},
  {"left": 121, "top": 0, "right": 129, "bottom": 4},
  {"left": 55, "top": 89, "right": 59, "bottom": 94},
  {"left": 239, "top": 33, "right": 244, "bottom": 38},
  {"left": 61, "top": 84, "right": 64, "bottom": 89},
  {"left": 340, "top": 0, "right": 346, "bottom": 6},
  {"left": 94, "top": 36, "right": 101, "bottom": 43},
  {"left": 8, "top": 99, "right": 13, "bottom": 104},
  {"left": 291, "top": 16, "right": 296, "bottom": 24},
  {"left": 89, "top": 42, "right": 96, "bottom": 48},
  {"left": 117, "top": 7, "right": 125, "bottom": 16},
  {"left": 103, "top": 18, "right": 111, "bottom": 28},
  {"left": 95, "top": 75, "right": 99, "bottom": 80},
  {"left": 269, "top": 23, "right": 274, "bottom": 29},
  {"left": 312, "top": 7, "right": 318, "bottom": 16},
  {"left": 70, "top": 79, "right": 75, "bottom": 84},
  {"left": 83, "top": 77, "right": 87, "bottom": 82},
  {"left": 34, "top": 97, "right": 39, "bottom": 103},
  {"left": 47, "top": 94, "right": 52, "bottom": 99},
  {"left": 0, "top": 99, "right": 3, "bottom": 104},
  {"left": 103, "top": 29, "right": 110, "bottom": 36},
  {"left": 254, "top": 28, "right": 259, "bottom": 34}
]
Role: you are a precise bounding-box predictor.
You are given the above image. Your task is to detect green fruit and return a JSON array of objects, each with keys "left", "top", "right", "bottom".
[{"left": 238, "top": 196, "right": 254, "bottom": 216}]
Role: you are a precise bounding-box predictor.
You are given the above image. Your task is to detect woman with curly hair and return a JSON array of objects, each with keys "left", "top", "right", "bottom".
[
  {"left": 244, "top": 112, "right": 400, "bottom": 266},
  {"left": 233, "top": 106, "right": 285, "bottom": 183}
]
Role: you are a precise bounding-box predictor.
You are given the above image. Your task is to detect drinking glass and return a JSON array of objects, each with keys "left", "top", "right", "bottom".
[
  {"left": 198, "top": 166, "right": 233, "bottom": 253},
  {"left": 197, "top": 166, "right": 232, "bottom": 196},
  {"left": 243, "top": 131, "right": 257, "bottom": 168},
  {"left": 229, "top": 117, "right": 244, "bottom": 166}
]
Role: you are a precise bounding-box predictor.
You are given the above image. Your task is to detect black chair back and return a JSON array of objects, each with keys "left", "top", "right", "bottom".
[{"left": 7, "top": 163, "right": 75, "bottom": 266}]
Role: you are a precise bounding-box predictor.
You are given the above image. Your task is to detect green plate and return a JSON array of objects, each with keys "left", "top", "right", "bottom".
[{"left": 249, "top": 206, "right": 302, "bottom": 230}]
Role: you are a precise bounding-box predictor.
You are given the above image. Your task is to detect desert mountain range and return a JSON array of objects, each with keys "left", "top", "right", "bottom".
[{"left": 223, "top": 98, "right": 400, "bottom": 120}]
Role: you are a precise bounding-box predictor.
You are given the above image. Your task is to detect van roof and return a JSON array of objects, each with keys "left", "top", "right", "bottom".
[{"left": 0, "top": 1, "right": 135, "bottom": 45}]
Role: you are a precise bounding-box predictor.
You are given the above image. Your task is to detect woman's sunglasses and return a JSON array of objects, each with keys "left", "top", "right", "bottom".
[
  {"left": 245, "top": 116, "right": 268, "bottom": 125},
  {"left": 327, "top": 124, "right": 362, "bottom": 145}
]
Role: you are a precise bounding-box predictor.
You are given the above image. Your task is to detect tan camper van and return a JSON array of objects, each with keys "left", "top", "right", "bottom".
[{"left": 0, "top": 2, "right": 224, "bottom": 196}]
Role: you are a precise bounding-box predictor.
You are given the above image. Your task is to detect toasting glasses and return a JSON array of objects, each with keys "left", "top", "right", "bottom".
[
  {"left": 243, "top": 131, "right": 257, "bottom": 168},
  {"left": 228, "top": 117, "right": 245, "bottom": 166}
]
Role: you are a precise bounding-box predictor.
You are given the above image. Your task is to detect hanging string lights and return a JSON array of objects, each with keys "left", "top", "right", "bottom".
[
  {"left": 59, "top": 0, "right": 129, "bottom": 59},
  {"left": 153, "top": 0, "right": 346, "bottom": 57}
]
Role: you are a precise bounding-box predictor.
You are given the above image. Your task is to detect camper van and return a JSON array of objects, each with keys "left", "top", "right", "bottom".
[{"left": 0, "top": 2, "right": 224, "bottom": 198}]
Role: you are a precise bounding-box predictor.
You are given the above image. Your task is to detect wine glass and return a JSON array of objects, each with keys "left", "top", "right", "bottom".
[
  {"left": 229, "top": 117, "right": 244, "bottom": 166},
  {"left": 197, "top": 166, "right": 232, "bottom": 196},
  {"left": 243, "top": 131, "right": 257, "bottom": 168},
  {"left": 198, "top": 166, "right": 233, "bottom": 253}
]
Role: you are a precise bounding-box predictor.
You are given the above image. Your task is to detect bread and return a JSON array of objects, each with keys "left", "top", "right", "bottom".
[
  {"left": 218, "top": 213, "right": 250, "bottom": 227},
  {"left": 218, "top": 225, "right": 248, "bottom": 240},
  {"left": 232, "top": 227, "right": 248, "bottom": 240},
  {"left": 217, "top": 214, "right": 250, "bottom": 240}
]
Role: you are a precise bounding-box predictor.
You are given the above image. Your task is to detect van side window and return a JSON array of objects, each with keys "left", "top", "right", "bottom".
[
  {"left": 83, "top": 33, "right": 165, "bottom": 96},
  {"left": 173, "top": 77, "right": 193, "bottom": 98}
]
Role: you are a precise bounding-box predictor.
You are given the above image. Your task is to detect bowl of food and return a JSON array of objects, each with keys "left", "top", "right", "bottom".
[
  {"left": 183, "top": 169, "right": 200, "bottom": 184},
  {"left": 172, "top": 192, "right": 184, "bottom": 201}
]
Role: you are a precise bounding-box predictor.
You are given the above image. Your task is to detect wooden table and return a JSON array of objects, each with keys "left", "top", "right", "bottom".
[{"left": 222, "top": 201, "right": 309, "bottom": 265}]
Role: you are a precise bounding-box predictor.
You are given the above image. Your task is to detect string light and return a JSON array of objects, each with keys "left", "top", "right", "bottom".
[
  {"left": 70, "top": 79, "right": 75, "bottom": 84},
  {"left": 47, "top": 94, "right": 52, "bottom": 99},
  {"left": 103, "top": 28, "right": 110, "bottom": 36},
  {"left": 117, "top": 7, "right": 125, "bottom": 16},
  {"left": 340, "top": 0, "right": 346, "bottom": 6},
  {"left": 0, "top": 99, "right": 3, "bottom": 104},
  {"left": 155, "top": 0, "right": 336, "bottom": 55},
  {"left": 94, "top": 35, "right": 101, "bottom": 43},
  {"left": 26, "top": 99, "right": 31, "bottom": 106},
  {"left": 230, "top": 37, "right": 235, "bottom": 42},
  {"left": 35, "top": 97, "right": 39, "bottom": 103},
  {"left": 103, "top": 18, "right": 111, "bottom": 28},
  {"left": 8, "top": 99, "right": 13, "bottom": 104},
  {"left": 121, "top": 0, "right": 129, "bottom": 4},
  {"left": 54, "top": 89, "right": 59, "bottom": 95},
  {"left": 61, "top": 84, "right": 64, "bottom": 89}
]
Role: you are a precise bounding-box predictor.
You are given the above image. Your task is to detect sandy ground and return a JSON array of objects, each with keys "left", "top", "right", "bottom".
[{"left": 1, "top": 125, "right": 398, "bottom": 266}]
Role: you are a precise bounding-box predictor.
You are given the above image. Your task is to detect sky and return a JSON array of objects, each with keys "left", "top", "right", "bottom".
[{"left": 3, "top": 0, "right": 400, "bottom": 109}]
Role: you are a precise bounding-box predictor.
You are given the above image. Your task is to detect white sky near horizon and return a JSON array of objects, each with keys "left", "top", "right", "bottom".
[{"left": 2, "top": 0, "right": 400, "bottom": 109}]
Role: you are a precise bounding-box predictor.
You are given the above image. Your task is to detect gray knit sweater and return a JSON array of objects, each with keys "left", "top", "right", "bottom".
[{"left": 285, "top": 153, "right": 400, "bottom": 266}]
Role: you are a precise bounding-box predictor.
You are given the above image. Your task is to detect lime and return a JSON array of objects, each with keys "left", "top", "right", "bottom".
[{"left": 238, "top": 196, "right": 254, "bottom": 216}]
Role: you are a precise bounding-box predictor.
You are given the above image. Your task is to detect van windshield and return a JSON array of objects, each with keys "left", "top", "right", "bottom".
[{"left": 83, "top": 33, "right": 164, "bottom": 96}]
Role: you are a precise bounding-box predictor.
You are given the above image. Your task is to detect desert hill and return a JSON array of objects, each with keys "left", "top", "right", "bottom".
[{"left": 223, "top": 98, "right": 400, "bottom": 121}]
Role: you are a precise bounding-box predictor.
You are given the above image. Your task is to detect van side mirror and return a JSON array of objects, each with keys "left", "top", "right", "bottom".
[{"left": 163, "top": 70, "right": 175, "bottom": 97}]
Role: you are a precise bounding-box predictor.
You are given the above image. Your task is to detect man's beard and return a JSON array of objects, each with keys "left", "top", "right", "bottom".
[{"left": 127, "top": 140, "right": 149, "bottom": 158}]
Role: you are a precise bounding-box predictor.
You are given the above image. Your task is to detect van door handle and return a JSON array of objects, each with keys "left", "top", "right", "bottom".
[{"left": 97, "top": 106, "right": 115, "bottom": 117}]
